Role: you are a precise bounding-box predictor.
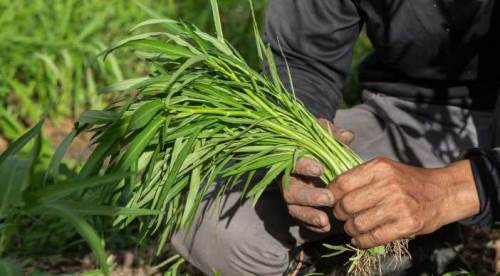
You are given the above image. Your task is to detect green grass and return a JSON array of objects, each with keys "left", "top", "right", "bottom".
[
  {"left": 0, "top": 0, "right": 369, "bottom": 145},
  {"left": 0, "top": 0, "right": 268, "bottom": 145}
]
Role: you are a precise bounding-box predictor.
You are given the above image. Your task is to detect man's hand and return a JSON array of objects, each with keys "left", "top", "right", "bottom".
[
  {"left": 330, "top": 158, "right": 480, "bottom": 248},
  {"left": 281, "top": 118, "right": 353, "bottom": 233}
]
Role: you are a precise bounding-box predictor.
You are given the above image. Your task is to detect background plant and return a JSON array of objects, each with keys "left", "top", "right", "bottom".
[
  {"left": 0, "top": 0, "right": 374, "bottom": 274},
  {"left": 0, "top": 119, "right": 164, "bottom": 275},
  {"left": 0, "top": 0, "right": 270, "bottom": 150}
]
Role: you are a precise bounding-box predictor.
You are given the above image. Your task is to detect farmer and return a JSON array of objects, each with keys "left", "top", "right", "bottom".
[{"left": 172, "top": 0, "right": 500, "bottom": 274}]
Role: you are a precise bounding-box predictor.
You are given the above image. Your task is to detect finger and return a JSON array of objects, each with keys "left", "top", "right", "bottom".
[
  {"left": 335, "top": 129, "right": 355, "bottom": 145},
  {"left": 283, "top": 178, "right": 334, "bottom": 206},
  {"left": 293, "top": 158, "right": 324, "bottom": 177},
  {"left": 289, "top": 205, "right": 331, "bottom": 231},
  {"left": 344, "top": 219, "right": 363, "bottom": 237},
  {"left": 330, "top": 158, "right": 398, "bottom": 195},
  {"left": 335, "top": 181, "right": 391, "bottom": 217},
  {"left": 318, "top": 118, "right": 354, "bottom": 144},
  {"left": 352, "top": 219, "right": 412, "bottom": 249},
  {"left": 332, "top": 201, "right": 353, "bottom": 221},
  {"left": 329, "top": 163, "right": 378, "bottom": 200},
  {"left": 343, "top": 204, "right": 395, "bottom": 237},
  {"left": 318, "top": 118, "right": 336, "bottom": 137},
  {"left": 304, "top": 224, "right": 331, "bottom": 233}
]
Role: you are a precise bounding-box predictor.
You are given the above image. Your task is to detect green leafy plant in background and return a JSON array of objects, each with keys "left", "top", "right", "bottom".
[
  {"left": 0, "top": 258, "right": 22, "bottom": 276},
  {"left": 69, "top": 1, "right": 406, "bottom": 274},
  {"left": 0, "top": 120, "right": 161, "bottom": 275},
  {"left": 0, "top": 0, "right": 268, "bottom": 149}
]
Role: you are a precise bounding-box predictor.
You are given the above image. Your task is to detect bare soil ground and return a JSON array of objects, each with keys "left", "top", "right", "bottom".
[
  {"left": 43, "top": 118, "right": 94, "bottom": 159},
  {"left": 24, "top": 251, "right": 162, "bottom": 276},
  {"left": 0, "top": 117, "right": 93, "bottom": 158},
  {"left": 23, "top": 248, "right": 205, "bottom": 276},
  {"left": 0, "top": 135, "right": 7, "bottom": 152},
  {"left": 20, "top": 228, "right": 500, "bottom": 276},
  {"left": 460, "top": 226, "right": 500, "bottom": 275}
]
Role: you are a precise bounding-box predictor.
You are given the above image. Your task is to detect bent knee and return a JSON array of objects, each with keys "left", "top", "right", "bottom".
[
  {"left": 226, "top": 236, "right": 289, "bottom": 275},
  {"left": 171, "top": 221, "right": 290, "bottom": 275}
]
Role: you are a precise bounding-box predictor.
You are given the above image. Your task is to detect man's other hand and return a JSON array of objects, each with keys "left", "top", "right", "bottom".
[{"left": 330, "top": 158, "right": 480, "bottom": 248}]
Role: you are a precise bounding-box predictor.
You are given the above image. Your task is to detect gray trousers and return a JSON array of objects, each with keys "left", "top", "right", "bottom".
[{"left": 171, "top": 92, "right": 495, "bottom": 275}]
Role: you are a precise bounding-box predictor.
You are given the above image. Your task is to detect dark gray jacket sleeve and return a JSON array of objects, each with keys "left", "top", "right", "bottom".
[
  {"left": 265, "top": 0, "right": 362, "bottom": 120},
  {"left": 461, "top": 148, "right": 500, "bottom": 226}
]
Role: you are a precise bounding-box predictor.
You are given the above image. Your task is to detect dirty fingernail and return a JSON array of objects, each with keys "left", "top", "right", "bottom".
[
  {"left": 318, "top": 193, "right": 334, "bottom": 205},
  {"left": 340, "top": 130, "right": 354, "bottom": 137},
  {"left": 309, "top": 164, "right": 323, "bottom": 176},
  {"left": 314, "top": 217, "right": 323, "bottom": 227}
]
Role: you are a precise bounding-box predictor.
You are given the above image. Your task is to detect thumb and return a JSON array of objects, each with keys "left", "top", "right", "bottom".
[
  {"left": 317, "top": 118, "right": 355, "bottom": 144},
  {"left": 335, "top": 129, "right": 355, "bottom": 144}
]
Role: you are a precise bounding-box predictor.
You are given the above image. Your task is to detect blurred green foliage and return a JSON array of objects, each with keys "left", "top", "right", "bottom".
[
  {"left": 344, "top": 30, "right": 373, "bottom": 106},
  {"left": 0, "top": 0, "right": 370, "bottom": 146},
  {"left": 0, "top": 0, "right": 268, "bottom": 144}
]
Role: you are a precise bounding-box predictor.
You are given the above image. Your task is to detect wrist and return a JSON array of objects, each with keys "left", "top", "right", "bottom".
[{"left": 438, "top": 160, "right": 480, "bottom": 225}]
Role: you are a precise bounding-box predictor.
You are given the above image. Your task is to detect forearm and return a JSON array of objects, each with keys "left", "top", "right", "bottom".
[{"left": 437, "top": 160, "right": 480, "bottom": 226}]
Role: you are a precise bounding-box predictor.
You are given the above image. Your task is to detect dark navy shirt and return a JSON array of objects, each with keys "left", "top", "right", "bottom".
[{"left": 265, "top": 0, "right": 500, "bottom": 120}]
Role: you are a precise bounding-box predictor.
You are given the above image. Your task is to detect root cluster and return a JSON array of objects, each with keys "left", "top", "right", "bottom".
[{"left": 350, "top": 239, "right": 411, "bottom": 276}]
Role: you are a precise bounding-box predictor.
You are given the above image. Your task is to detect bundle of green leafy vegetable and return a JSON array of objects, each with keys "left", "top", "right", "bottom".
[{"left": 71, "top": 0, "right": 405, "bottom": 274}]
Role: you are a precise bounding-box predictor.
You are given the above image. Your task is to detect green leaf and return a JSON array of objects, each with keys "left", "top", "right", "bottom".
[
  {"left": 56, "top": 201, "right": 160, "bottom": 217},
  {"left": 0, "top": 120, "right": 43, "bottom": 165},
  {"left": 45, "top": 126, "right": 87, "bottom": 184},
  {"left": 79, "top": 117, "right": 131, "bottom": 178},
  {"left": 29, "top": 173, "right": 128, "bottom": 204},
  {"left": 367, "top": 245, "right": 385, "bottom": 256},
  {"left": 194, "top": 30, "right": 233, "bottom": 57},
  {"left": 129, "top": 18, "right": 179, "bottom": 32},
  {"left": 210, "top": 0, "right": 224, "bottom": 42},
  {"left": 99, "top": 77, "right": 149, "bottom": 94},
  {"left": 322, "top": 243, "right": 353, "bottom": 258},
  {"left": 128, "top": 39, "right": 194, "bottom": 59},
  {"left": 223, "top": 152, "right": 291, "bottom": 177},
  {"left": 129, "top": 100, "right": 164, "bottom": 130},
  {"left": 162, "top": 54, "right": 208, "bottom": 96},
  {"left": 180, "top": 148, "right": 201, "bottom": 228},
  {"left": 115, "top": 116, "right": 166, "bottom": 171},
  {"left": 247, "top": 161, "right": 289, "bottom": 205},
  {"left": 79, "top": 110, "right": 120, "bottom": 125},
  {"left": 0, "top": 258, "right": 22, "bottom": 276},
  {"left": 42, "top": 203, "right": 109, "bottom": 275},
  {"left": 79, "top": 137, "right": 117, "bottom": 178},
  {"left": 0, "top": 158, "right": 31, "bottom": 218},
  {"left": 134, "top": 1, "right": 163, "bottom": 19},
  {"left": 156, "top": 126, "right": 203, "bottom": 215},
  {"left": 0, "top": 106, "right": 25, "bottom": 139},
  {"left": 248, "top": 0, "right": 263, "bottom": 60},
  {"left": 282, "top": 158, "right": 293, "bottom": 190}
]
